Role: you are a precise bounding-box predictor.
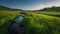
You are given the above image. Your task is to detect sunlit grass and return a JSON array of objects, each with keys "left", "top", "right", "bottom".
[
  {"left": 20, "top": 12, "right": 60, "bottom": 34},
  {"left": 0, "top": 11, "right": 60, "bottom": 34},
  {"left": 36, "top": 11, "right": 60, "bottom": 17},
  {"left": 0, "top": 11, "right": 20, "bottom": 25}
]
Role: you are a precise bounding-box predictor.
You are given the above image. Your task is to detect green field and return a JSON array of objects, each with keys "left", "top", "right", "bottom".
[
  {"left": 20, "top": 12, "right": 60, "bottom": 34},
  {"left": 0, "top": 11, "right": 21, "bottom": 34},
  {"left": 36, "top": 11, "right": 60, "bottom": 17},
  {"left": 0, "top": 10, "right": 60, "bottom": 34}
]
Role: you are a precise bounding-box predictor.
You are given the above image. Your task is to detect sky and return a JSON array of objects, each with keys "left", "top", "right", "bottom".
[{"left": 0, "top": 0, "right": 60, "bottom": 10}]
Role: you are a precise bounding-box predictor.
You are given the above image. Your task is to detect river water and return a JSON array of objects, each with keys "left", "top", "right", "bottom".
[
  {"left": 9, "top": 14, "right": 25, "bottom": 34},
  {"left": 14, "top": 14, "right": 25, "bottom": 24}
]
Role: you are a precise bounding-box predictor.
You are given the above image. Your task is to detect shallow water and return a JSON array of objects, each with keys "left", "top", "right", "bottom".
[{"left": 14, "top": 14, "right": 25, "bottom": 24}]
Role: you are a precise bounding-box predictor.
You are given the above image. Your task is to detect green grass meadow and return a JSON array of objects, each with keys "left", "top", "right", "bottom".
[
  {"left": 0, "top": 10, "right": 60, "bottom": 34},
  {"left": 0, "top": 11, "right": 21, "bottom": 34},
  {"left": 20, "top": 12, "right": 60, "bottom": 34},
  {"left": 36, "top": 11, "right": 60, "bottom": 17}
]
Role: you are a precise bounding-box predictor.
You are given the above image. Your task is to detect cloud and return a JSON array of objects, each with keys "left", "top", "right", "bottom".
[{"left": 27, "top": 0, "right": 60, "bottom": 10}]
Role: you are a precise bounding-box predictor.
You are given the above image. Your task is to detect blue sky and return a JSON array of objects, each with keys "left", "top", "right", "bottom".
[{"left": 0, "top": 0, "right": 60, "bottom": 10}]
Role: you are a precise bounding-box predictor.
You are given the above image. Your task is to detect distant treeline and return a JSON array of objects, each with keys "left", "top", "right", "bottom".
[
  {"left": 0, "top": 6, "right": 60, "bottom": 11},
  {"left": 0, "top": 6, "right": 22, "bottom": 11},
  {"left": 39, "top": 6, "right": 60, "bottom": 12}
]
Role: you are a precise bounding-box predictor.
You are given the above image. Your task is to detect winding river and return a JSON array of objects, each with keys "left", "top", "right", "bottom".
[{"left": 9, "top": 14, "right": 25, "bottom": 34}]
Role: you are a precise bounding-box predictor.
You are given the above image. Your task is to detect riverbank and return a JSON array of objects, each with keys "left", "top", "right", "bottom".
[
  {"left": 9, "top": 14, "right": 25, "bottom": 34},
  {"left": 0, "top": 11, "right": 21, "bottom": 34}
]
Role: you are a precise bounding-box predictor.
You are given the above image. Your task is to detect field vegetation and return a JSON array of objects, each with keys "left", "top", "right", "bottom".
[
  {"left": 0, "top": 11, "right": 21, "bottom": 34},
  {"left": 0, "top": 6, "right": 60, "bottom": 34},
  {"left": 20, "top": 12, "right": 60, "bottom": 34},
  {"left": 35, "top": 11, "right": 60, "bottom": 17}
]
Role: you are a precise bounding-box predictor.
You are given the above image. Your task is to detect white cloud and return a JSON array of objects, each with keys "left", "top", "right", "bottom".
[{"left": 27, "top": 0, "right": 60, "bottom": 10}]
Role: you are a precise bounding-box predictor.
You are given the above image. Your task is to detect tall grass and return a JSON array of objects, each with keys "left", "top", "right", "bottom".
[
  {"left": 20, "top": 12, "right": 60, "bottom": 34},
  {"left": 0, "top": 11, "right": 21, "bottom": 34},
  {"left": 36, "top": 11, "right": 60, "bottom": 17}
]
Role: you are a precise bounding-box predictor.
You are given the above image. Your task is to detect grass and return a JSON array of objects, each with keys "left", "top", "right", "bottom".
[
  {"left": 36, "top": 11, "right": 60, "bottom": 17},
  {"left": 0, "top": 11, "right": 21, "bottom": 34},
  {"left": 0, "top": 10, "right": 60, "bottom": 34},
  {"left": 20, "top": 12, "right": 60, "bottom": 34}
]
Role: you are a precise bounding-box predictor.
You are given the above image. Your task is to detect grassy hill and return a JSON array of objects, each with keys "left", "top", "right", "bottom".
[
  {"left": 0, "top": 6, "right": 22, "bottom": 11},
  {"left": 0, "top": 6, "right": 11, "bottom": 10},
  {"left": 39, "top": 6, "right": 60, "bottom": 12}
]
